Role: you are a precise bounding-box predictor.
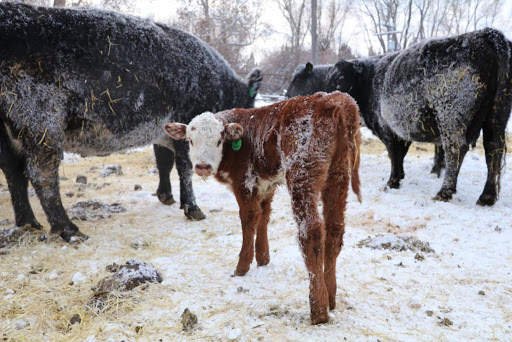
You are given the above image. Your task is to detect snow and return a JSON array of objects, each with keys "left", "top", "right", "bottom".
[
  {"left": 1, "top": 97, "right": 511, "bottom": 340},
  {"left": 153, "top": 148, "right": 510, "bottom": 340},
  {"left": 74, "top": 147, "right": 510, "bottom": 339},
  {"left": 72, "top": 272, "right": 86, "bottom": 284}
]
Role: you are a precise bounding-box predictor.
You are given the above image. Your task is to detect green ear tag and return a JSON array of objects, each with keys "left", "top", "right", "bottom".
[
  {"left": 249, "top": 86, "right": 255, "bottom": 97},
  {"left": 232, "top": 139, "right": 242, "bottom": 151}
]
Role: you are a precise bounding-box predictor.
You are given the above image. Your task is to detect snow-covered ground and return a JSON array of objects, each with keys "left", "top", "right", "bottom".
[{"left": 1, "top": 132, "right": 511, "bottom": 340}]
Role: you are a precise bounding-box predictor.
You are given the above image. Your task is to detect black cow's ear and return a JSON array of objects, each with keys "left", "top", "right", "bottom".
[
  {"left": 225, "top": 123, "right": 243, "bottom": 141},
  {"left": 164, "top": 123, "right": 187, "bottom": 140},
  {"left": 305, "top": 62, "right": 313, "bottom": 72},
  {"left": 247, "top": 68, "right": 263, "bottom": 98}
]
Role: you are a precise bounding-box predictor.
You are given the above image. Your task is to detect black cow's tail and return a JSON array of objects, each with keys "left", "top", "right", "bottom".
[{"left": 481, "top": 28, "right": 512, "bottom": 202}]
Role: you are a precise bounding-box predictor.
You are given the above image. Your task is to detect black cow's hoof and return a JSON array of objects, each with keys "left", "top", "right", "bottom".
[
  {"left": 386, "top": 179, "right": 400, "bottom": 189},
  {"left": 67, "top": 231, "right": 89, "bottom": 244},
  {"left": 57, "top": 226, "right": 89, "bottom": 243},
  {"left": 157, "top": 192, "right": 176, "bottom": 205},
  {"left": 430, "top": 166, "right": 443, "bottom": 178},
  {"left": 433, "top": 190, "right": 453, "bottom": 202},
  {"left": 476, "top": 194, "right": 497, "bottom": 206},
  {"left": 185, "top": 208, "right": 206, "bottom": 221},
  {"left": 18, "top": 218, "right": 42, "bottom": 230}
]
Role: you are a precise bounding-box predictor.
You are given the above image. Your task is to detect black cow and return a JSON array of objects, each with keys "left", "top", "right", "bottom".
[
  {"left": 287, "top": 62, "right": 447, "bottom": 176},
  {"left": 0, "top": 3, "right": 262, "bottom": 242},
  {"left": 287, "top": 28, "right": 512, "bottom": 205}
]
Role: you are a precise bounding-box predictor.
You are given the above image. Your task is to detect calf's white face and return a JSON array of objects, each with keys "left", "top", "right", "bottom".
[{"left": 164, "top": 112, "right": 243, "bottom": 178}]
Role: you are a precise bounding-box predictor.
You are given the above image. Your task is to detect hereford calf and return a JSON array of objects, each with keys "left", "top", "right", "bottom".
[{"left": 164, "top": 92, "right": 362, "bottom": 325}]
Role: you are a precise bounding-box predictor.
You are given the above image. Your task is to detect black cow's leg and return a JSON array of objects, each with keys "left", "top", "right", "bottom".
[
  {"left": 385, "top": 138, "right": 411, "bottom": 188},
  {"left": 1, "top": 160, "right": 41, "bottom": 229},
  {"left": 153, "top": 144, "right": 176, "bottom": 205},
  {"left": 0, "top": 127, "right": 41, "bottom": 229},
  {"left": 430, "top": 145, "right": 445, "bottom": 178},
  {"left": 477, "top": 117, "right": 507, "bottom": 206},
  {"left": 23, "top": 144, "right": 87, "bottom": 242},
  {"left": 433, "top": 142, "right": 468, "bottom": 202},
  {"left": 173, "top": 140, "right": 206, "bottom": 221}
]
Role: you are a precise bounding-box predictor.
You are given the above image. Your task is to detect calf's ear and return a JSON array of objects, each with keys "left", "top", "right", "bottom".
[
  {"left": 225, "top": 123, "right": 244, "bottom": 141},
  {"left": 164, "top": 123, "right": 187, "bottom": 140}
]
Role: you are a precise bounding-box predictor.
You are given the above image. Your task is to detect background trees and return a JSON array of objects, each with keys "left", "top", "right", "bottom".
[{"left": 3, "top": 0, "right": 507, "bottom": 93}]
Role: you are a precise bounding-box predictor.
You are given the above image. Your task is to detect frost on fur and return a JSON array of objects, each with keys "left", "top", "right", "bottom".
[{"left": 0, "top": 3, "right": 262, "bottom": 240}]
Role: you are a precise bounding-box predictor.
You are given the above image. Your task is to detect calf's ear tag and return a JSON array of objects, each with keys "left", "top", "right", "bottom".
[
  {"left": 249, "top": 86, "right": 256, "bottom": 97},
  {"left": 232, "top": 139, "right": 242, "bottom": 151}
]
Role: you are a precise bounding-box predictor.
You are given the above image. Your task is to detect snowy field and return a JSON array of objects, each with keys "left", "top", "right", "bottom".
[{"left": 1, "top": 100, "right": 512, "bottom": 341}]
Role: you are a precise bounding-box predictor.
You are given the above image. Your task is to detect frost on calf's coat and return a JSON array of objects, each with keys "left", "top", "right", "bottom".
[
  {"left": 165, "top": 92, "right": 362, "bottom": 325},
  {"left": 0, "top": 3, "right": 262, "bottom": 242}
]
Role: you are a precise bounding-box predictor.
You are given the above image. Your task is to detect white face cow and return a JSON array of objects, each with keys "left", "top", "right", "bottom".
[{"left": 164, "top": 112, "right": 243, "bottom": 178}]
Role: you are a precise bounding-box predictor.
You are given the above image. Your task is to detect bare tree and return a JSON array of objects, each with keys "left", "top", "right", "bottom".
[
  {"left": 414, "top": 0, "right": 503, "bottom": 40},
  {"left": 359, "top": 0, "right": 413, "bottom": 53},
  {"left": 275, "top": 0, "right": 311, "bottom": 65},
  {"left": 174, "top": 0, "right": 262, "bottom": 71},
  {"left": 317, "top": 0, "right": 351, "bottom": 54}
]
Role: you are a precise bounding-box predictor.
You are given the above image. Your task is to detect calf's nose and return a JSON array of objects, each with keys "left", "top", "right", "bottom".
[{"left": 195, "top": 163, "right": 212, "bottom": 176}]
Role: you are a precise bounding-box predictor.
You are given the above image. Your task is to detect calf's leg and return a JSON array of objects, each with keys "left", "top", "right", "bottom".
[
  {"left": 23, "top": 143, "right": 87, "bottom": 242},
  {"left": 321, "top": 166, "right": 349, "bottom": 310},
  {"left": 233, "top": 194, "right": 261, "bottom": 276},
  {"left": 255, "top": 193, "right": 275, "bottom": 267},
  {"left": 288, "top": 180, "right": 328, "bottom": 325},
  {"left": 153, "top": 144, "right": 176, "bottom": 205},
  {"left": 173, "top": 140, "right": 206, "bottom": 220}
]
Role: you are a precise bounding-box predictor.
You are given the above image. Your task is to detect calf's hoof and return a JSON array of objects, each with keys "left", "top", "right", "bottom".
[
  {"left": 157, "top": 192, "right": 176, "bottom": 205},
  {"left": 233, "top": 268, "right": 249, "bottom": 277},
  {"left": 476, "top": 194, "right": 497, "bottom": 206},
  {"left": 256, "top": 254, "right": 270, "bottom": 266},
  {"left": 184, "top": 207, "right": 206, "bottom": 221},
  {"left": 310, "top": 306, "right": 329, "bottom": 325}
]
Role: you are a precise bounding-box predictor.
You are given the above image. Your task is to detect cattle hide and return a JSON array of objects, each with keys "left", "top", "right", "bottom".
[{"left": 0, "top": 3, "right": 262, "bottom": 242}]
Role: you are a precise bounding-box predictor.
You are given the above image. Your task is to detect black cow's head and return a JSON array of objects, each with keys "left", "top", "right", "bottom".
[
  {"left": 326, "top": 59, "right": 364, "bottom": 97},
  {"left": 286, "top": 62, "right": 329, "bottom": 98}
]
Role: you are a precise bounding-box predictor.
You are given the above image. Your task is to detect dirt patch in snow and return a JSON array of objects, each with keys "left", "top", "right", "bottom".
[
  {"left": 0, "top": 219, "right": 13, "bottom": 226},
  {"left": 357, "top": 234, "right": 435, "bottom": 253},
  {"left": 99, "top": 164, "right": 124, "bottom": 177},
  {"left": 89, "top": 260, "right": 163, "bottom": 310},
  {"left": 68, "top": 200, "right": 126, "bottom": 221},
  {"left": 180, "top": 308, "right": 198, "bottom": 331},
  {"left": 0, "top": 226, "right": 46, "bottom": 251}
]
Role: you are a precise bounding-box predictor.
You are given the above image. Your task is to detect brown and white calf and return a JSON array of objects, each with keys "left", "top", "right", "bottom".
[{"left": 164, "top": 92, "right": 362, "bottom": 324}]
